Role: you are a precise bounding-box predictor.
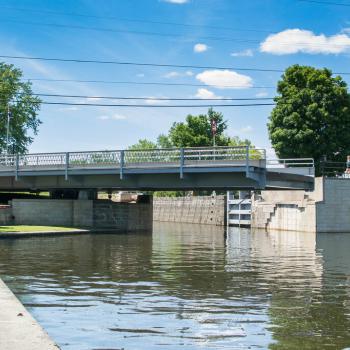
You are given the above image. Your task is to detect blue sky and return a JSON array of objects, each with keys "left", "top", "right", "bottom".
[{"left": 1, "top": 0, "right": 350, "bottom": 156}]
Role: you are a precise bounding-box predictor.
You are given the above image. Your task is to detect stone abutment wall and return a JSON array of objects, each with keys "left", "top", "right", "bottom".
[
  {"left": 153, "top": 195, "right": 226, "bottom": 226},
  {"left": 9, "top": 198, "right": 153, "bottom": 232}
]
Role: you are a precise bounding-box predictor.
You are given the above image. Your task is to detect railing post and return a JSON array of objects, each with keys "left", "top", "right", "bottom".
[
  {"left": 180, "top": 148, "right": 184, "bottom": 179},
  {"left": 120, "top": 150, "right": 125, "bottom": 180},
  {"left": 245, "top": 145, "right": 250, "bottom": 177},
  {"left": 65, "top": 152, "right": 69, "bottom": 181},
  {"left": 15, "top": 154, "right": 19, "bottom": 181}
]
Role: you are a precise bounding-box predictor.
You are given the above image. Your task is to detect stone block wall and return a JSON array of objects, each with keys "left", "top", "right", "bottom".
[
  {"left": 153, "top": 195, "right": 226, "bottom": 226},
  {"left": 251, "top": 177, "right": 350, "bottom": 233},
  {"left": 12, "top": 199, "right": 74, "bottom": 226},
  {"left": 93, "top": 200, "right": 153, "bottom": 231},
  {"left": 10, "top": 198, "right": 153, "bottom": 232},
  {"left": 316, "top": 178, "right": 350, "bottom": 232},
  {"left": 0, "top": 206, "right": 13, "bottom": 225},
  {"left": 251, "top": 191, "right": 316, "bottom": 233}
]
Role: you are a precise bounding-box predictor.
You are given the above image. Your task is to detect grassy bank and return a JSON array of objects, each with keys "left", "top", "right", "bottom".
[{"left": 0, "top": 226, "right": 78, "bottom": 233}]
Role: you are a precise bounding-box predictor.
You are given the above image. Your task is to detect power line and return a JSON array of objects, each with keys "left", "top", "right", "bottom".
[
  {"left": 39, "top": 101, "right": 275, "bottom": 108},
  {"left": 27, "top": 78, "right": 276, "bottom": 89},
  {"left": 28, "top": 93, "right": 274, "bottom": 101},
  {"left": 1, "top": 54, "right": 349, "bottom": 75},
  {"left": 298, "top": 0, "right": 350, "bottom": 6},
  {"left": 0, "top": 18, "right": 255, "bottom": 43},
  {"left": 0, "top": 54, "right": 284, "bottom": 72},
  {"left": 0, "top": 5, "right": 274, "bottom": 34},
  {"left": 0, "top": 18, "right": 349, "bottom": 49}
]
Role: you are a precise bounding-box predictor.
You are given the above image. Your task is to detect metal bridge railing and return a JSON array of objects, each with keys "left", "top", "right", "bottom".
[
  {"left": 319, "top": 161, "right": 347, "bottom": 178},
  {"left": 0, "top": 146, "right": 266, "bottom": 171},
  {"left": 267, "top": 158, "right": 315, "bottom": 176},
  {"left": 267, "top": 158, "right": 315, "bottom": 168},
  {"left": 0, "top": 147, "right": 315, "bottom": 179}
]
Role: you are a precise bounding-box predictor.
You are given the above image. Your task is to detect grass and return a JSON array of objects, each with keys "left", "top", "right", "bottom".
[{"left": 0, "top": 225, "right": 79, "bottom": 233}]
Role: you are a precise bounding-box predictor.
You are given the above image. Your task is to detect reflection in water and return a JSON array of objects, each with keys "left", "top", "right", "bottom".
[{"left": 0, "top": 223, "right": 349, "bottom": 349}]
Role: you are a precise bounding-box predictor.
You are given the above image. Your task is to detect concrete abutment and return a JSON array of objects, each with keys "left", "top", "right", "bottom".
[{"left": 1, "top": 196, "right": 153, "bottom": 232}]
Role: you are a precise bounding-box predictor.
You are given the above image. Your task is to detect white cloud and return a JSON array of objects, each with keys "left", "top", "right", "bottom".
[
  {"left": 144, "top": 96, "right": 169, "bottom": 105},
  {"left": 59, "top": 106, "right": 80, "bottom": 112},
  {"left": 164, "top": 71, "right": 180, "bottom": 78},
  {"left": 163, "top": 70, "right": 193, "bottom": 78},
  {"left": 194, "top": 43, "right": 209, "bottom": 53},
  {"left": 162, "top": 0, "right": 189, "bottom": 3},
  {"left": 196, "top": 69, "right": 253, "bottom": 89},
  {"left": 136, "top": 73, "right": 145, "bottom": 78},
  {"left": 260, "top": 28, "right": 350, "bottom": 55},
  {"left": 98, "top": 114, "right": 126, "bottom": 121},
  {"left": 255, "top": 91, "right": 269, "bottom": 98},
  {"left": 195, "top": 88, "right": 221, "bottom": 99},
  {"left": 231, "top": 49, "right": 254, "bottom": 57},
  {"left": 240, "top": 125, "right": 253, "bottom": 133},
  {"left": 86, "top": 97, "right": 103, "bottom": 102}
]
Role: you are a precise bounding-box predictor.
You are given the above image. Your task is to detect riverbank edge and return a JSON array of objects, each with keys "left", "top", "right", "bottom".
[
  {"left": 0, "top": 278, "right": 60, "bottom": 350},
  {"left": 0, "top": 228, "right": 89, "bottom": 238},
  {"left": 0, "top": 227, "right": 140, "bottom": 238}
]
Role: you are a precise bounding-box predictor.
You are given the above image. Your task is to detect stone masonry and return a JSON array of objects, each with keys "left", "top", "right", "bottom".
[
  {"left": 10, "top": 198, "right": 153, "bottom": 232},
  {"left": 251, "top": 177, "right": 350, "bottom": 233},
  {"left": 153, "top": 195, "right": 226, "bottom": 226}
]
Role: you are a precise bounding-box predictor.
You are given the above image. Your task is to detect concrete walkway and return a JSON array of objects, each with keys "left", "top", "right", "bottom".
[{"left": 0, "top": 279, "right": 59, "bottom": 349}]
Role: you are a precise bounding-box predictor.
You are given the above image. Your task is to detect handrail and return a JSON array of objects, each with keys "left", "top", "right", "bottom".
[
  {"left": 0, "top": 148, "right": 315, "bottom": 180},
  {"left": 267, "top": 158, "right": 314, "bottom": 167}
]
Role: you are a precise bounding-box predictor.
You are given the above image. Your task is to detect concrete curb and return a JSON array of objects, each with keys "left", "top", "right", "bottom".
[
  {"left": 0, "top": 228, "right": 151, "bottom": 239},
  {"left": 0, "top": 278, "right": 60, "bottom": 350},
  {"left": 0, "top": 229, "right": 90, "bottom": 239}
]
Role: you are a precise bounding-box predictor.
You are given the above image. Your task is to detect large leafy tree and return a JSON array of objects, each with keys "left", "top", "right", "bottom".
[
  {"left": 268, "top": 65, "right": 350, "bottom": 170},
  {"left": 0, "top": 62, "right": 41, "bottom": 154},
  {"left": 129, "top": 108, "right": 252, "bottom": 150}
]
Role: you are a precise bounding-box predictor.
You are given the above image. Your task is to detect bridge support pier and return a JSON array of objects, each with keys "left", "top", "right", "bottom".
[{"left": 78, "top": 190, "right": 97, "bottom": 200}]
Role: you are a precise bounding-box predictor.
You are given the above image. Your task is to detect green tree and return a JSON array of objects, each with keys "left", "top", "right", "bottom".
[
  {"left": 228, "top": 136, "right": 253, "bottom": 147},
  {"left": 157, "top": 134, "right": 173, "bottom": 148},
  {"left": 128, "top": 109, "right": 257, "bottom": 197},
  {"left": 128, "top": 138, "right": 157, "bottom": 150},
  {"left": 168, "top": 108, "right": 230, "bottom": 147},
  {"left": 0, "top": 62, "right": 41, "bottom": 154},
  {"left": 268, "top": 65, "right": 350, "bottom": 172}
]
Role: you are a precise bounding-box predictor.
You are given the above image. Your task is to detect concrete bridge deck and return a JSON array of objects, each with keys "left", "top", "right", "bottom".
[{"left": 0, "top": 147, "right": 314, "bottom": 191}]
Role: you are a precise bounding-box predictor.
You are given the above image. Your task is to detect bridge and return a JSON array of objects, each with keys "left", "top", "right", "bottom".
[{"left": 0, "top": 146, "right": 314, "bottom": 192}]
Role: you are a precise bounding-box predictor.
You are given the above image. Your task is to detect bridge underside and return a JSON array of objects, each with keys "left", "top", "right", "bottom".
[{"left": 0, "top": 167, "right": 314, "bottom": 191}]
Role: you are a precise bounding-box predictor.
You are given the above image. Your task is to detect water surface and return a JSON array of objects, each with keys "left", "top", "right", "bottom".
[{"left": 0, "top": 223, "right": 349, "bottom": 349}]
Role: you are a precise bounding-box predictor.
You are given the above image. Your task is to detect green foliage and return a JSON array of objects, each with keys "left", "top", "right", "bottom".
[
  {"left": 0, "top": 62, "right": 41, "bottom": 154},
  {"left": 129, "top": 108, "right": 253, "bottom": 153},
  {"left": 128, "top": 139, "right": 157, "bottom": 150},
  {"left": 153, "top": 191, "right": 186, "bottom": 197},
  {"left": 168, "top": 108, "right": 230, "bottom": 147},
  {"left": 268, "top": 65, "right": 350, "bottom": 172},
  {"left": 228, "top": 136, "right": 253, "bottom": 147},
  {"left": 157, "top": 134, "right": 173, "bottom": 148}
]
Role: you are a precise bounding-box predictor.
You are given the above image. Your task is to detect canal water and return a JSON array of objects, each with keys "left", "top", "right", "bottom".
[{"left": 0, "top": 222, "right": 349, "bottom": 350}]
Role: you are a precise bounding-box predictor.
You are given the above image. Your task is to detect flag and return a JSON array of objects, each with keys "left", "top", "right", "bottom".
[{"left": 211, "top": 119, "right": 217, "bottom": 136}]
